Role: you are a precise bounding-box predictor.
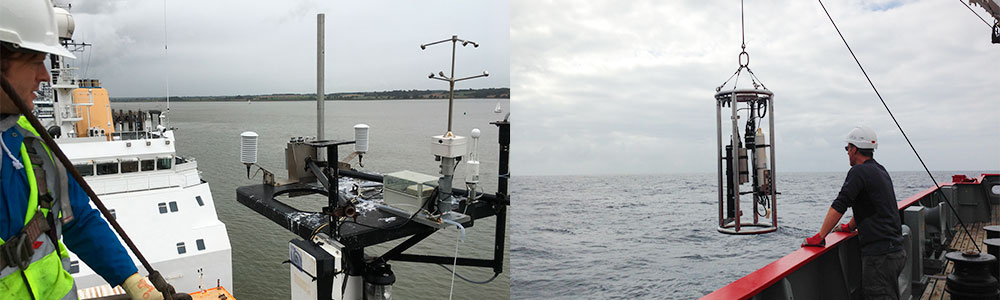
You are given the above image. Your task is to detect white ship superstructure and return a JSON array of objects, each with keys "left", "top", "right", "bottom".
[{"left": 32, "top": 6, "right": 233, "bottom": 297}]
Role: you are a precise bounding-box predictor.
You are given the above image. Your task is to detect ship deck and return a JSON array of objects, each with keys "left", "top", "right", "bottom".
[
  {"left": 920, "top": 201, "right": 1000, "bottom": 300},
  {"left": 81, "top": 286, "right": 234, "bottom": 300}
]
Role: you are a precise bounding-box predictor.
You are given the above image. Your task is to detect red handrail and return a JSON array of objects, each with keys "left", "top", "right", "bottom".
[{"left": 701, "top": 173, "right": 1000, "bottom": 299}]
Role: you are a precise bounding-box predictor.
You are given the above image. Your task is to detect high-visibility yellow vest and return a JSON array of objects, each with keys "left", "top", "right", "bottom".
[{"left": 0, "top": 117, "right": 77, "bottom": 300}]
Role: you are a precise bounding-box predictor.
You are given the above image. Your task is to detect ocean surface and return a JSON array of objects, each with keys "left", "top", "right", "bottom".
[
  {"left": 510, "top": 170, "right": 997, "bottom": 299},
  {"left": 114, "top": 99, "right": 510, "bottom": 300}
]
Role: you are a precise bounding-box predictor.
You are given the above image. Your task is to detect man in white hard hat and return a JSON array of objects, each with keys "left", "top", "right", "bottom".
[
  {"left": 802, "top": 125, "right": 906, "bottom": 300},
  {"left": 1, "top": 1, "right": 183, "bottom": 299}
]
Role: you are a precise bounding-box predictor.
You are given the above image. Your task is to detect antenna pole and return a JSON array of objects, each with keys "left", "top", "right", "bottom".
[
  {"left": 162, "top": 0, "right": 170, "bottom": 113},
  {"left": 317, "top": 13, "right": 325, "bottom": 141},
  {"left": 448, "top": 36, "right": 457, "bottom": 133}
]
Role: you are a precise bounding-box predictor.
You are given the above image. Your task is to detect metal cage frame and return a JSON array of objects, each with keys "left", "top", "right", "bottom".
[{"left": 715, "top": 88, "right": 778, "bottom": 235}]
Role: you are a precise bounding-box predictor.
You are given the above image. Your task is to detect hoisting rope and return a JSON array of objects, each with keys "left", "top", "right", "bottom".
[
  {"left": 715, "top": 0, "right": 768, "bottom": 92},
  {"left": 960, "top": 0, "right": 996, "bottom": 29},
  {"left": 816, "top": 0, "right": 982, "bottom": 253}
]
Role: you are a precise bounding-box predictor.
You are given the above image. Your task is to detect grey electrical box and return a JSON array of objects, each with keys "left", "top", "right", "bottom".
[{"left": 383, "top": 170, "right": 439, "bottom": 214}]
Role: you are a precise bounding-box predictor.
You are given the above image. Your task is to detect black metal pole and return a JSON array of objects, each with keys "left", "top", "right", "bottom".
[
  {"left": 491, "top": 119, "right": 510, "bottom": 274},
  {"left": 330, "top": 146, "right": 339, "bottom": 230}
]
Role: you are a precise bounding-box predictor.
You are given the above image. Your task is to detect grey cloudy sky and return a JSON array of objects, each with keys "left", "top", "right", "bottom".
[
  {"left": 512, "top": 0, "right": 999, "bottom": 176},
  {"left": 56, "top": 0, "right": 509, "bottom": 97}
]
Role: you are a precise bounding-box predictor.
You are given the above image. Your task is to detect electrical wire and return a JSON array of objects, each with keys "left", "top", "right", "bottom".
[
  {"left": 436, "top": 264, "right": 501, "bottom": 284},
  {"left": 447, "top": 225, "right": 461, "bottom": 300},
  {"left": 817, "top": 0, "right": 982, "bottom": 253}
]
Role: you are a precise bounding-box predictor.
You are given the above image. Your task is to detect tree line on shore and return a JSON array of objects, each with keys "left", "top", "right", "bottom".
[{"left": 111, "top": 88, "right": 510, "bottom": 102}]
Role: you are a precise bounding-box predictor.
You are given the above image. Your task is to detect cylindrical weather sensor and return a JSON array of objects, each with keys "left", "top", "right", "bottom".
[
  {"left": 354, "top": 124, "right": 370, "bottom": 153},
  {"left": 466, "top": 128, "right": 482, "bottom": 185},
  {"left": 240, "top": 131, "right": 259, "bottom": 164}
]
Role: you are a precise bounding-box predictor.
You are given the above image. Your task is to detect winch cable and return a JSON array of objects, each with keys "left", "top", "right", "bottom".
[
  {"left": 817, "top": 0, "right": 982, "bottom": 253},
  {"left": 959, "top": 0, "right": 996, "bottom": 28},
  {"left": 0, "top": 77, "right": 181, "bottom": 296},
  {"left": 716, "top": 0, "right": 770, "bottom": 92}
]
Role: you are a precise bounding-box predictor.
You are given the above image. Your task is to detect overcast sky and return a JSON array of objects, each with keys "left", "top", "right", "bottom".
[
  {"left": 512, "top": 0, "right": 999, "bottom": 176},
  {"left": 56, "top": 0, "right": 509, "bottom": 97}
]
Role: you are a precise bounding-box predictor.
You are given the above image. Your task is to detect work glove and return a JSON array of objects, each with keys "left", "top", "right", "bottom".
[
  {"left": 833, "top": 223, "right": 853, "bottom": 232},
  {"left": 122, "top": 273, "right": 163, "bottom": 300},
  {"left": 122, "top": 272, "right": 192, "bottom": 300},
  {"left": 801, "top": 233, "right": 825, "bottom": 247}
]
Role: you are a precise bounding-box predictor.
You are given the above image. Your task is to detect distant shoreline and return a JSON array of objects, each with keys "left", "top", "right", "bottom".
[{"left": 110, "top": 88, "right": 509, "bottom": 102}]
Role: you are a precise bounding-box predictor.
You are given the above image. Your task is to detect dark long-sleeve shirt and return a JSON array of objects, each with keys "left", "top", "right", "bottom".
[{"left": 831, "top": 159, "right": 903, "bottom": 256}]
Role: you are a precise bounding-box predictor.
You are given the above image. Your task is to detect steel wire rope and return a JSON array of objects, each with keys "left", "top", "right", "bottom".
[
  {"left": 741, "top": 0, "right": 746, "bottom": 50},
  {"left": 959, "top": 0, "right": 996, "bottom": 28},
  {"left": 817, "top": 0, "right": 982, "bottom": 253}
]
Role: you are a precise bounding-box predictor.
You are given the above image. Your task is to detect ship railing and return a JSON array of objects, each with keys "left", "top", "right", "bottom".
[
  {"left": 112, "top": 131, "right": 156, "bottom": 141},
  {"left": 75, "top": 156, "right": 197, "bottom": 195},
  {"left": 702, "top": 173, "right": 1000, "bottom": 300},
  {"left": 59, "top": 104, "right": 82, "bottom": 122}
]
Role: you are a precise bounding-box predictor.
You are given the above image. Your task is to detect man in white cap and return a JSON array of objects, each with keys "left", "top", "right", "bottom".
[
  {"left": 1, "top": 1, "right": 183, "bottom": 299},
  {"left": 802, "top": 125, "right": 906, "bottom": 300}
]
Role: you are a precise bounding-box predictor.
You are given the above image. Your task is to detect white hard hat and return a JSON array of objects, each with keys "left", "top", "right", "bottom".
[
  {"left": 0, "top": 0, "right": 76, "bottom": 59},
  {"left": 845, "top": 125, "right": 878, "bottom": 149}
]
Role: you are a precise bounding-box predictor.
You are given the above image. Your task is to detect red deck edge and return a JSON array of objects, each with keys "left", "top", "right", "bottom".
[
  {"left": 896, "top": 181, "right": 955, "bottom": 209},
  {"left": 701, "top": 231, "right": 856, "bottom": 300},
  {"left": 702, "top": 174, "right": 998, "bottom": 300}
]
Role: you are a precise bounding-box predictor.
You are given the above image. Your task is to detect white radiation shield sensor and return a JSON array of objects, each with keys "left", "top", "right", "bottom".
[
  {"left": 354, "top": 124, "right": 370, "bottom": 153},
  {"left": 240, "top": 131, "right": 259, "bottom": 164}
]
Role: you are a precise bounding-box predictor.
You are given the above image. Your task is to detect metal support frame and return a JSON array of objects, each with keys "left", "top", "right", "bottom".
[
  {"left": 378, "top": 119, "right": 509, "bottom": 273},
  {"left": 715, "top": 88, "right": 778, "bottom": 235},
  {"left": 235, "top": 118, "right": 511, "bottom": 283}
]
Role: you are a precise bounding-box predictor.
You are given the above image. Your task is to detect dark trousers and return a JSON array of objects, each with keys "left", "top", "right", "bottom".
[{"left": 861, "top": 249, "right": 907, "bottom": 300}]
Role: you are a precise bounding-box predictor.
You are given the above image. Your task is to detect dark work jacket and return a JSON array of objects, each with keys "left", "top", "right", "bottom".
[{"left": 831, "top": 159, "right": 903, "bottom": 256}]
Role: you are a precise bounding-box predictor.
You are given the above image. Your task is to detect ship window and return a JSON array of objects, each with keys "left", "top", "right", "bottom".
[
  {"left": 196, "top": 196, "right": 204, "bottom": 206},
  {"left": 69, "top": 260, "right": 79, "bottom": 274},
  {"left": 169, "top": 201, "right": 178, "bottom": 212},
  {"left": 141, "top": 159, "right": 155, "bottom": 171},
  {"left": 176, "top": 242, "right": 186, "bottom": 254},
  {"left": 121, "top": 159, "right": 139, "bottom": 173},
  {"left": 74, "top": 163, "right": 94, "bottom": 176},
  {"left": 96, "top": 161, "right": 119, "bottom": 175},
  {"left": 109, "top": 208, "right": 116, "bottom": 220},
  {"left": 158, "top": 203, "right": 167, "bottom": 214},
  {"left": 196, "top": 239, "right": 205, "bottom": 251},
  {"left": 156, "top": 156, "right": 172, "bottom": 170}
]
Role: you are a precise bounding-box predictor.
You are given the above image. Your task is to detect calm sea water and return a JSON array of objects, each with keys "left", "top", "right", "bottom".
[
  {"left": 510, "top": 170, "right": 997, "bottom": 299},
  {"left": 114, "top": 99, "right": 510, "bottom": 300}
]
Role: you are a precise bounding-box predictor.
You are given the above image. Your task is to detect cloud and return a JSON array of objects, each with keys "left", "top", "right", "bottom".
[
  {"left": 512, "top": 0, "right": 999, "bottom": 175},
  {"left": 60, "top": 0, "right": 510, "bottom": 97}
]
